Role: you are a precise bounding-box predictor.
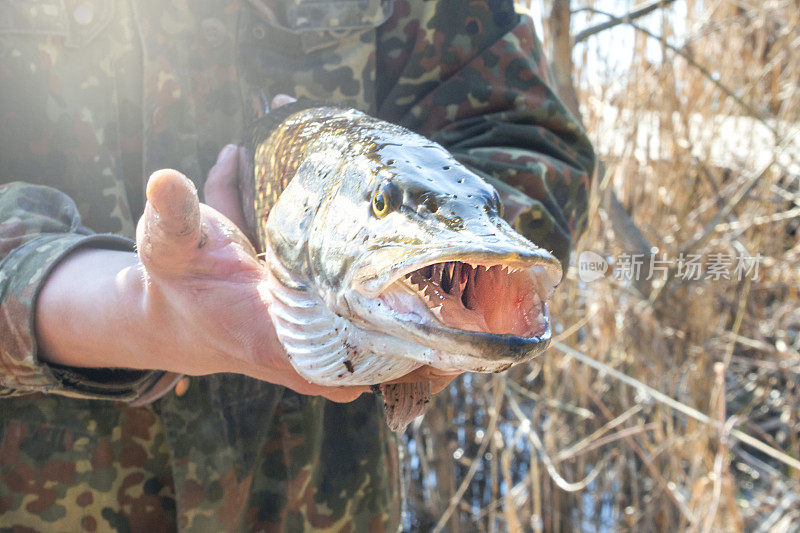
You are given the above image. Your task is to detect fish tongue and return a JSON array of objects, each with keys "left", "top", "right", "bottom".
[{"left": 379, "top": 381, "right": 433, "bottom": 432}]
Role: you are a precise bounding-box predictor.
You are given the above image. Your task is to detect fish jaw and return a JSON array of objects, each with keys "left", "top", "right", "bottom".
[
  {"left": 344, "top": 259, "right": 560, "bottom": 373},
  {"left": 339, "top": 211, "right": 562, "bottom": 372}
]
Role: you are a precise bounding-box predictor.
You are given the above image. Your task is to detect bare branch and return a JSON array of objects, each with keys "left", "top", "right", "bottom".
[
  {"left": 576, "top": 7, "right": 775, "bottom": 134},
  {"left": 432, "top": 376, "right": 505, "bottom": 533},
  {"left": 552, "top": 341, "right": 800, "bottom": 473},
  {"left": 573, "top": 0, "right": 679, "bottom": 44},
  {"left": 548, "top": 0, "right": 583, "bottom": 120}
]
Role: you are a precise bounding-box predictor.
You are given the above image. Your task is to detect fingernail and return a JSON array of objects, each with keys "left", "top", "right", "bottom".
[
  {"left": 270, "top": 94, "right": 297, "bottom": 110},
  {"left": 216, "top": 144, "right": 237, "bottom": 164}
]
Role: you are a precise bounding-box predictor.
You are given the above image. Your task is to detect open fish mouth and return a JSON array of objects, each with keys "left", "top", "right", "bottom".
[{"left": 378, "top": 258, "right": 555, "bottom": 341}]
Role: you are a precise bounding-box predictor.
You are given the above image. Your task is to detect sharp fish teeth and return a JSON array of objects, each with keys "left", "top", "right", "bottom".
[
  {"left": 450, "top": 262, "right": 464, "bottom": 297},
  {"left": 462, "top": 265, "right": 477, "bottom": 310},
  {"left": 432, "top": 263, "right": 443, "bottom": 285},
  {"left": 441, "top": 262, "right": 452, "bottom": 293}
]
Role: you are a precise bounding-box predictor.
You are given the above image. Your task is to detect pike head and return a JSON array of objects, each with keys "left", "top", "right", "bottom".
[{"left": 243, "top": 105, "right": 562, "bottom": 430}]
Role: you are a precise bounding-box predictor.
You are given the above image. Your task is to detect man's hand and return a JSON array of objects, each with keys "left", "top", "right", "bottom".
[{"left": 36, "top": 165, "right": 367, "bottom": 402}]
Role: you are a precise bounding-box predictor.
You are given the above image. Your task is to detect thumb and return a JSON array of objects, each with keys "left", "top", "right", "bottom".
[{"left": 137, "top": 169, "right": 204, "bottom": 276}]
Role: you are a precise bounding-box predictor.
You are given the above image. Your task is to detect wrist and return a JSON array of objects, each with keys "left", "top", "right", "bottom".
[{"left": 35, "top": 248, "right": 150, "bottom": 370}]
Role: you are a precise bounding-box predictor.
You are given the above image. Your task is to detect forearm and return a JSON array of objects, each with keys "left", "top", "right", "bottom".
[
  {"left": 35, "top": 248, "right": 150, "bottom": 370},
  {"left": 0, "top": 182, "right": 164, "bottom": 399}
]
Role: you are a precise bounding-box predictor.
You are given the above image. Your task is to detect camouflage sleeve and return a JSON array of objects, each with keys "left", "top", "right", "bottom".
[
  {"left": 0, "top": 182, "right": 165, "bottom": 400},
  {"left": 376, "top": 0, "right": 595, "bottom": 266}
]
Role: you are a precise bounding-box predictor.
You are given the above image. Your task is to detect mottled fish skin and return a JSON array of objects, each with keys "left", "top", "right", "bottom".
[{"left": 243, "top": 103, "right": 562, "bottom": 431}]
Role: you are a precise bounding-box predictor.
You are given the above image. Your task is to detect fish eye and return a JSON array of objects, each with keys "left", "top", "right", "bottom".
[
  {"left": 372, "top": 181, "right": 401, "bottom": 218},
  {"left": 373, "top": 192, "right": 386, "bottom": 214}
]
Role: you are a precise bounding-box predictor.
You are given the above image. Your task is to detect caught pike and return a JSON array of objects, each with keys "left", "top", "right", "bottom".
[{"left": 241, "top": 104, "right": 562, "bottom": 432}]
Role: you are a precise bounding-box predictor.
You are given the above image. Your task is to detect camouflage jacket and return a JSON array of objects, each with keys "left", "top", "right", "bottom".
[{"left": 0, "top": 0, "right": 594, "bottom": 530}]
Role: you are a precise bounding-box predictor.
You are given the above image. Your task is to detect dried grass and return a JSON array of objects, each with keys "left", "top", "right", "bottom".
[{"left": 403, "top": 1, "right": 800, "bottom": 530}]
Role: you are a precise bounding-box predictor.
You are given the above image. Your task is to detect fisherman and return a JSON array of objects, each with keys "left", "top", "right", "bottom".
[{"left": 0, "top": 0, "right": 595, "bottom": 529}]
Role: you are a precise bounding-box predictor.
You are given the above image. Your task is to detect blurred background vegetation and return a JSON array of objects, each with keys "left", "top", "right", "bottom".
[{"left": 402, "top": 1, "right": 800, "bottom": 530}]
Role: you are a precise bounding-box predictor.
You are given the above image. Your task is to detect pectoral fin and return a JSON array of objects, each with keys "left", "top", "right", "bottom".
[{"left": 379, "top": 381, "right": 433, "bottom": 433}]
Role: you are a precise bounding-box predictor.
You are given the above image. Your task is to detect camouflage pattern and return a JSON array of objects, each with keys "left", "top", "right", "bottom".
[{"left": 0, "top": 0, "right": 594, "bottom": 530}]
